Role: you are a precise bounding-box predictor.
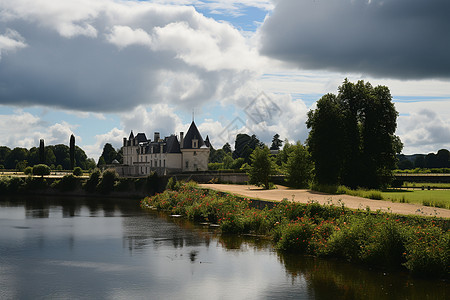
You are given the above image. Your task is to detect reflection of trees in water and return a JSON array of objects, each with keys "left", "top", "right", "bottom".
[
  {"left": 277, "top": 253, "right": 449, "bottom": 300},
  {"left": 120, "top": 211, "right": 213, "bottom": 253},
  {"left": 25, "top": 197, "right": 50, "bottom": 219},
  {"left": 217, "top": 234, "right": 272, "bottom": 251}
]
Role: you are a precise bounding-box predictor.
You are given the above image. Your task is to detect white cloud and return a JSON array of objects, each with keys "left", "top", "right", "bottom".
[
  {"left": 396, "top": 101, "right": 450, "bottom": 154},
  {"left": 0, "top": 110, "right": 78, "bottom": 149},
  {"left": 0, "top": 28, "right": 27, "bottom": 59},
  {"left": 106, "top": 25, "right": 152, "bottom": 49},
  {"left": 120, "top": 104, "right": 186, "bottom": 140},
  {"left": 83, "top": 127, "right": 125, "bottom": 160}
]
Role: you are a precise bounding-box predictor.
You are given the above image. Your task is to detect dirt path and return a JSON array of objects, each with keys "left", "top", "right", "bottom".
[{"left": 199, "top": 184, "right": 450, "bottom": 218}]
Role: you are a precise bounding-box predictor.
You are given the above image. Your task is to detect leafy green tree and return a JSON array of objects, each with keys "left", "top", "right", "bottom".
[
  {"left": 306, "top": 93, "right": 344, "bottom": 185},
  {"left": 99, "top": 143, "right": 118, "bottom": 165},
  {"left": 270, "top": 134, "right": 283, "bottom": 151},
  {"left": 223, "top": 154, "right": 234, "bottom": 169},
  {"left": 45, "top": 148, "right": 57, "bottom": 167},
  {"left": 223, "top": 143, "right": 232, "bottom": 154},
  {"left": 15, "top": 160, "right": 28, "bottom": 172},
  {"left": 97, "top": 156, "right": 106, "bottom": 167},
  {"left": 27, "top": 147, "right": 39, "bottom": 166},
  {"left": 5, "top": 147, "right": 28, "bottom": 169},
  {"left": 307, "top": 79, "right": 402, "bottom": 188},
  {"left": 275, "top": 140, "right": 295, "bottom": 167},
  {"left": 85, "top": 158, "right": 97, "bottom": 170},
  {"left": 248, "top": 146, "right": 273, "bottom": 189},
  {"left": 285, "top": 142, "right": 313, "bottom": 188},
  {"left": 436, "top": 149, "right": 450, "bottom": 168},
  {"left": 33, "top": 164, "right": 51, "bottom": 176},
  {"left": 70, "top": 134, "right": 75, "bottom": 170},
  {"left": 0, "top": 146, "right": 11, "bottom": 167},
  {"left": 233, "top": 134, "right": 263, "bottom": 163}
]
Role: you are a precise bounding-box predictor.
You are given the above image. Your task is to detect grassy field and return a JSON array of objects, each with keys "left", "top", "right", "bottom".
[
  {"left": 381, "top": 189, "right": 450, "bottom": 209},
  {"left": 402, "top": 182, "right": 450, "bottom": 189}
]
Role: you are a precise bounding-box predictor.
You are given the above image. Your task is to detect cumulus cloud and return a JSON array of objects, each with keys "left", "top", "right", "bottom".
[
  {"left": 83, "top": 127, "right": 126, "bottom": 160},
  {"left": 120, "top": 104, "right": 186, "bottom": 140},
  {"left": 259, "top": 0, "right": 450, "bottom": 79},
  {"left": 396, "top": 101, "right": 450, "bottom": 154},
  {"left": 0, "top": 0, "right": 263, "bottom": 112},
  {"left": 0, "top": 110, "right": 79, "bottom": 149},
  {"left": 0, "top": 28, "right": 27, "bottom": 59}
]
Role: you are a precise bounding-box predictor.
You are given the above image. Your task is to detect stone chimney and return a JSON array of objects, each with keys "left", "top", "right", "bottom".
[
  {"left": 180, "top": 132, "right": 184, "bottom": 149},
  {"left": 123, "top": 138, "right": 127, "bottom": 147},
  {"left": 154, "top": 132, "right": 160, "bottom": 142}
]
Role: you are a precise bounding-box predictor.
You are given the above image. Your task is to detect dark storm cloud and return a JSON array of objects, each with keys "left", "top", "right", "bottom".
[{"left": 259, "top": 0, "right": 450, "bottom": 79}]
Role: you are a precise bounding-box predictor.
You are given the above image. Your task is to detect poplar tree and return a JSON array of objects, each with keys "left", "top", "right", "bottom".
[{"left": 70, "top": 134, "right": 75, "bottom": 170}]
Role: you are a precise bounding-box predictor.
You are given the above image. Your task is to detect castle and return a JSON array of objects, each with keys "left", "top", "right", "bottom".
[{"left": 117, "top": 121, "right": 210, "bottom": 176}]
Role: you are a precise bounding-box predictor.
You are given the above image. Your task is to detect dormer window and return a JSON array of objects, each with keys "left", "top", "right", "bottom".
[{"left": 192, "top": 139, "right": 198, "bottom": 148}]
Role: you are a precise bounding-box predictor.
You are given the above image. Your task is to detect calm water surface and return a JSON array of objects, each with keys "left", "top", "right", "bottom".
[{"left": 0, "top": 196, "right": 448, "bottom": 299}]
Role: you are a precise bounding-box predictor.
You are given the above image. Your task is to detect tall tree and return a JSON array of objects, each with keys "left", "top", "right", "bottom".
[
  {"left": 306, "top": 93, "right": 344, "bottom": 185},
  {"left": 285, "top": 142, "right": 313, "bottom": 188},
  {"left": 99, "top": 143, "right": 118, "bottom": 164},
  {"left": 39, "top": 139, "right": 45, "bottom": 164},
  {"left": 248, "top": 146, "right": 273, "bottom": 189},
  {"left": 270, "top": 134, "right": 283, "bottom": 151},
  {"left": 233, "top": 133, "right": 263, "bottom": 163},
  {"left": 222, "top": 143, "right": 232, "bottom": 154},
  {"left": 69, "top": 134, "right": 75, "bottom": 170},
  {"left": 307, "top": 79, "right": 402, "bottom": 189}
]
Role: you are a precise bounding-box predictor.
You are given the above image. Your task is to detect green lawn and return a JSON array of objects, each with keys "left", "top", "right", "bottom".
[
  {"left": 402, "top": 182, "right": 450, "bottom": 189},
  {"left": 380, "top": 189, "right": 450, "bottom": 209}
]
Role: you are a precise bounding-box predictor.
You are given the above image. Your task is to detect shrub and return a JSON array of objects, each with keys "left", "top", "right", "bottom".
[
  {"left": 73, "top": 167, "right": 83, "bottom": 176},
  {"left": 54, "top": 174, "right": 80, "bottom": 191},
  {"left": 97, "top": 169, "right": 118, "bottom": 194},
  {"left": 33, "top": 164, "right": 51, "bottom": 176},
  {"left": 24, "top": 166, "right": 33, "bottom": 175},
  {"left": 275, "top": 218, "right": 315, "bottom": 252},
  {"left": 84, "top": 169, "right": 101, "bottom": 192}
]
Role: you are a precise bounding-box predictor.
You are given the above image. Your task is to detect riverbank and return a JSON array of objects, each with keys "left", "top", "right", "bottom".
[
  {"left": 141, "top": 182, "right": 450, "bottom": 278},
  {"left": 199, "top": 184, "right": 450, "bottom": 218}
]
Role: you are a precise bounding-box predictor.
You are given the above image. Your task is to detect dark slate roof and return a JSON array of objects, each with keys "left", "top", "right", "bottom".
[
  {"left": 135, "top": 133, "right": 147, "bottom": 143},
  {"left": 129, "top": 130, "right": 134, "bottom": 140},
  {"left": 204, "top": 135, "right": 211, "bottom": 148},
  {"left": 165, "top": 135, "right": 181, "bottom": 153},
  {"left": 183, "top": 121, "right": 205, "bottom": 149}
]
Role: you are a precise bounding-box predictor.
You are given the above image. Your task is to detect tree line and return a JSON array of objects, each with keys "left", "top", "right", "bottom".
[
  {"left": 0, "top": 135, "right": 96, "bottom": 171},
  {"left": 398, "top": 149, "right": 450, "bottom": 170},
  {"left": 215, "top": 80, "right": 404, "bottom": 190}
]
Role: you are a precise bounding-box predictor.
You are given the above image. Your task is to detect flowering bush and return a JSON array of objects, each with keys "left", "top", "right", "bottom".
[{"left": 141, "top": 181, "right": 450, "bottom": 278}]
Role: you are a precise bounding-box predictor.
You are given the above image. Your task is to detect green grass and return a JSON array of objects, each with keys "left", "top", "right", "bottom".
[
  {"left": 381, "top": 190, "right": 450, "bottom": 209},
  {"left": 402, "top": 182, "right": 450, "bottom": 189}
]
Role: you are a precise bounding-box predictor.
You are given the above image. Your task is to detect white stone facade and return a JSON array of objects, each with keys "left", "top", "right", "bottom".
[{"left": 117, "top": 121, "right": 210, "bottom": 177}]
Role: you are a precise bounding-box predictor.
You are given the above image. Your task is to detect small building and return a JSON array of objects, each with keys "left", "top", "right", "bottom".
[{"left": 117, "top": 121, "right": 210, "bottom": 176}]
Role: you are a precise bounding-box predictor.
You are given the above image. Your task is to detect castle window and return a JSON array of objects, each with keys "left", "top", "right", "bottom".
[
  {"left": 185, "top": 161, "right": 189, "bottom": 169},
  {"left": 194, "top": 151, "right": 197, "bottom": 156}
]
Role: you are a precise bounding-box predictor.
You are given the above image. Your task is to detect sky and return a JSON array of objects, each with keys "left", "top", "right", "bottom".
[{"left": 0, "top": 0, "right": 449, "bottom": 161}]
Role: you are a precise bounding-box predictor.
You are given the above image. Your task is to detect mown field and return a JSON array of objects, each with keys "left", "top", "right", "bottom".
[{"left": 381, "top": 190, "right": 450, "bottom": 209}]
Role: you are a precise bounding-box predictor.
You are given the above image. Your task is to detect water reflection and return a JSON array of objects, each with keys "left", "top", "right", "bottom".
[{"left": 0, "top": 196, "right": 448, "bottom": 300}]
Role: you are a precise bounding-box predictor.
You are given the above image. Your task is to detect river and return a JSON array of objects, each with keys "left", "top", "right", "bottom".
[{"left": 0, "top": 196, "right": 448, "bottom": 299}]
